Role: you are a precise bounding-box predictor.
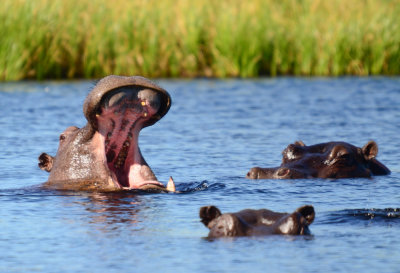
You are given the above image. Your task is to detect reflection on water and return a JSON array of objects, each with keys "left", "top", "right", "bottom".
[{"left": 81, "top": 192, "right": 143, "bottom": 230}]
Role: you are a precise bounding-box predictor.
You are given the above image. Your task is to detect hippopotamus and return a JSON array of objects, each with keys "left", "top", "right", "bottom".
[
  {"left": 247, "top": 140, "right": 390, "bottom": 179},
  {"left": 38, "top": 75, "right": 175, "bottom": 192},
  {"left": 200, "top": 205, "right": 315, "bottom": 238}
]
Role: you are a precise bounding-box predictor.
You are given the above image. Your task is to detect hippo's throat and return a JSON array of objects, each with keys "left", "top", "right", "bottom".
[{"left": 95, "top": 87, "right": 163, "bottom": 189}]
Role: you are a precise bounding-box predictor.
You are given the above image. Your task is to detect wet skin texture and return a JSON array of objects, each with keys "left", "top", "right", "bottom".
[
  {"left": 200, "top": 205, "right": 315, "bottom": 238},
  {"left": 38, "top": 75, "right": 173, "bottom": 191},
  {"left": 246, "top": 140, "right": 391, "bottom": 179}
]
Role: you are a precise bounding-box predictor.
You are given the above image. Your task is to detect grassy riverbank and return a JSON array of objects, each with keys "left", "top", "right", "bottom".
[{"left": 1, "top": 0, "right": 400, "bottom": 80}]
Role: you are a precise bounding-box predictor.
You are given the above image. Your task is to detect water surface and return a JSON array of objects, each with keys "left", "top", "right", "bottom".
[{"left": 0, "top": 77, "right": 399, "bottom": 272}]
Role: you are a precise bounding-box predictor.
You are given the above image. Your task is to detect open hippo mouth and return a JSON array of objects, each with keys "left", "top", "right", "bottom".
[
  {"left": 86, "top": 76, "right": 171, "bottom": 190},
  {"left": 39, "top": 76, "right": 174, "bottom": 192}
]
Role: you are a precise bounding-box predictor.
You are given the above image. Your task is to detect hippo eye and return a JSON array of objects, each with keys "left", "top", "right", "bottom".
[
  {"left": 339, "top": 154, "right": 354, "bottom": 165},
  {"left": 59, "top": 134, "right": 66, "bottom": 141}
]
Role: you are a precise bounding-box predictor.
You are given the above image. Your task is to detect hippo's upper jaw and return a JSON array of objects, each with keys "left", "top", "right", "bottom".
[
  {"left": 39, "top": 76, "right": 174, "bottom": 192},
  {"left": 94, "top": 85, "right": 163, "bottom": 189}
]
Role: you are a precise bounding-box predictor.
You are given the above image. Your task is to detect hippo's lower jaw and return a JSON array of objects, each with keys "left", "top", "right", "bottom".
[{"left": 93, "top": 86, "right": 168, "bottom": 190}]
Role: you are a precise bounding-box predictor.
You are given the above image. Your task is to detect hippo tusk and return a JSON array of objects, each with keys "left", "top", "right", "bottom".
[{"left": 166, "top": 176, "right": 176, "bottom": 192}]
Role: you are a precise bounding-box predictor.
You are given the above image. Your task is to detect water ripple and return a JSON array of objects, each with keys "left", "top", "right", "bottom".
[{"left": 320, "top": 208, "right": 400, "bottom": 225}]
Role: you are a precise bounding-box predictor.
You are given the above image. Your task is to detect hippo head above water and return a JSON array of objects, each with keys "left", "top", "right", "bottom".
[
  {"left": 38, "top": 75, "right": 175, "bottom": 192},
  {"left": 200, "top": 205, "right": 315, "bottom": 238},
  {"left": 247, "top": 140, "right": 391, "bottom": 180}
]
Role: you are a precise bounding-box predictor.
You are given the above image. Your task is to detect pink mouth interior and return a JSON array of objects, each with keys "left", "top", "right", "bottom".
[{"left": 95, "top": 87, "right": 162, "bottom": 189}]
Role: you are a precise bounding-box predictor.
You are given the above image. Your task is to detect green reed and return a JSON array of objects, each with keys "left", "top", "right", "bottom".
[{"left": 1, "top": 0, "right": 400, "bottom": 80}]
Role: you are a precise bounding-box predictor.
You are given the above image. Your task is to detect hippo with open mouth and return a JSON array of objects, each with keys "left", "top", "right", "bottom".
[
  {"left": 247, "top": 140, "right": 391, "bottom": 179},
  {"left": 38, "top": 75, "right": 175, "bottom": 192}
]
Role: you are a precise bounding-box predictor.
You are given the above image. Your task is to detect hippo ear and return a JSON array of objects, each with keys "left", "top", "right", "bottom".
[
  {"left": 294, "top": 140, "right": 305, "bottom": 146},
  {"left": 362, "top": 140, "right": 378, "bottom": 160},
  {"left": 296, "top": 205, "right": 315, "bottom": 225},
  {"left": 199, "top": 206, "right": 222, "bottom": 227},
  {"left": 38, "top": 153, "right": 54, "bottom": 172}
]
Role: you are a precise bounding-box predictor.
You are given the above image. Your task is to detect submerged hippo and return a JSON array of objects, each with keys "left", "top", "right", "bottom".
[
  {"left": 39, "top": 75, "right": 175, "bottom": 192},
  {"left": 200, "top": 205, "right": 315, "bottom": 238},
  {"left": 247, "top": 140, "right": 390, "bottom": 179}
]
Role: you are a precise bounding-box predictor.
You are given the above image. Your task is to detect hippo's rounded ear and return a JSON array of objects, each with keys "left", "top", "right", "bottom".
[
  {"left": 294, "top": 140, "right": 305, "bottom": 146},
  {"left": 362, "top": 140, "right": 378, "bottom": 160},
  {"left": 200, "top": 206, "right": 222, "bottom": 227},
  {"left": 38, "top": 153, "right": 54, "bottom": 172},
  {"left": 296, "top": 205, "right": 315, "bottom": 225}
]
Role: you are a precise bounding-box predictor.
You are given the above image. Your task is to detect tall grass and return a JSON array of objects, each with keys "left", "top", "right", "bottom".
[{"left": 1, "top": 0, "right": 400, "bottom": 80}]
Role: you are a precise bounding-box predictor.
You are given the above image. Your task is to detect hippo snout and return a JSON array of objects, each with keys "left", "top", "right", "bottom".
[
  {"left": 246, "top": 167, "right": 263, "bottom": 179},
  {"left": 246, "top": 167, "right": 280, "bottom": 179}
]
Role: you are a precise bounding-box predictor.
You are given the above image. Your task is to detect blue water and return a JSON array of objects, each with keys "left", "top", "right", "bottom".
[{"left": 0, "top": 77, "right": 399, "bottom": 272}]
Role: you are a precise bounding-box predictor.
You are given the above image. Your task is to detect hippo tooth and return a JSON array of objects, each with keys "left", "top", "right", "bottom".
[
  {"left": 116, "top": 159, "right": 123, "bottom": 168},
  {"left": 166, "top": 176, "right": 176, "bottom": 192},
  {"left": 143, "top": 112, "right": 148, "bottom": 117},
  {"left": 141, "top": 101, "right": 146, "bottom": 106}
]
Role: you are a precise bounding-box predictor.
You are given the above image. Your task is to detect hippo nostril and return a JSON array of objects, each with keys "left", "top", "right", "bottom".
[
  {"left": 246, "top": 171, "right": 254, "bottom": 179},
  {"left": 246, "top": 167, "right": 261, "bottom": 179},
  {"left": 277, "top": 168, "right": 290, "bottom": 177}
]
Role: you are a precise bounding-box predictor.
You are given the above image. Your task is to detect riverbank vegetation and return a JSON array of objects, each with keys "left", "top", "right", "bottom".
[{"left": 1, "top": 0, "right": 400, "bottom": 80}]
